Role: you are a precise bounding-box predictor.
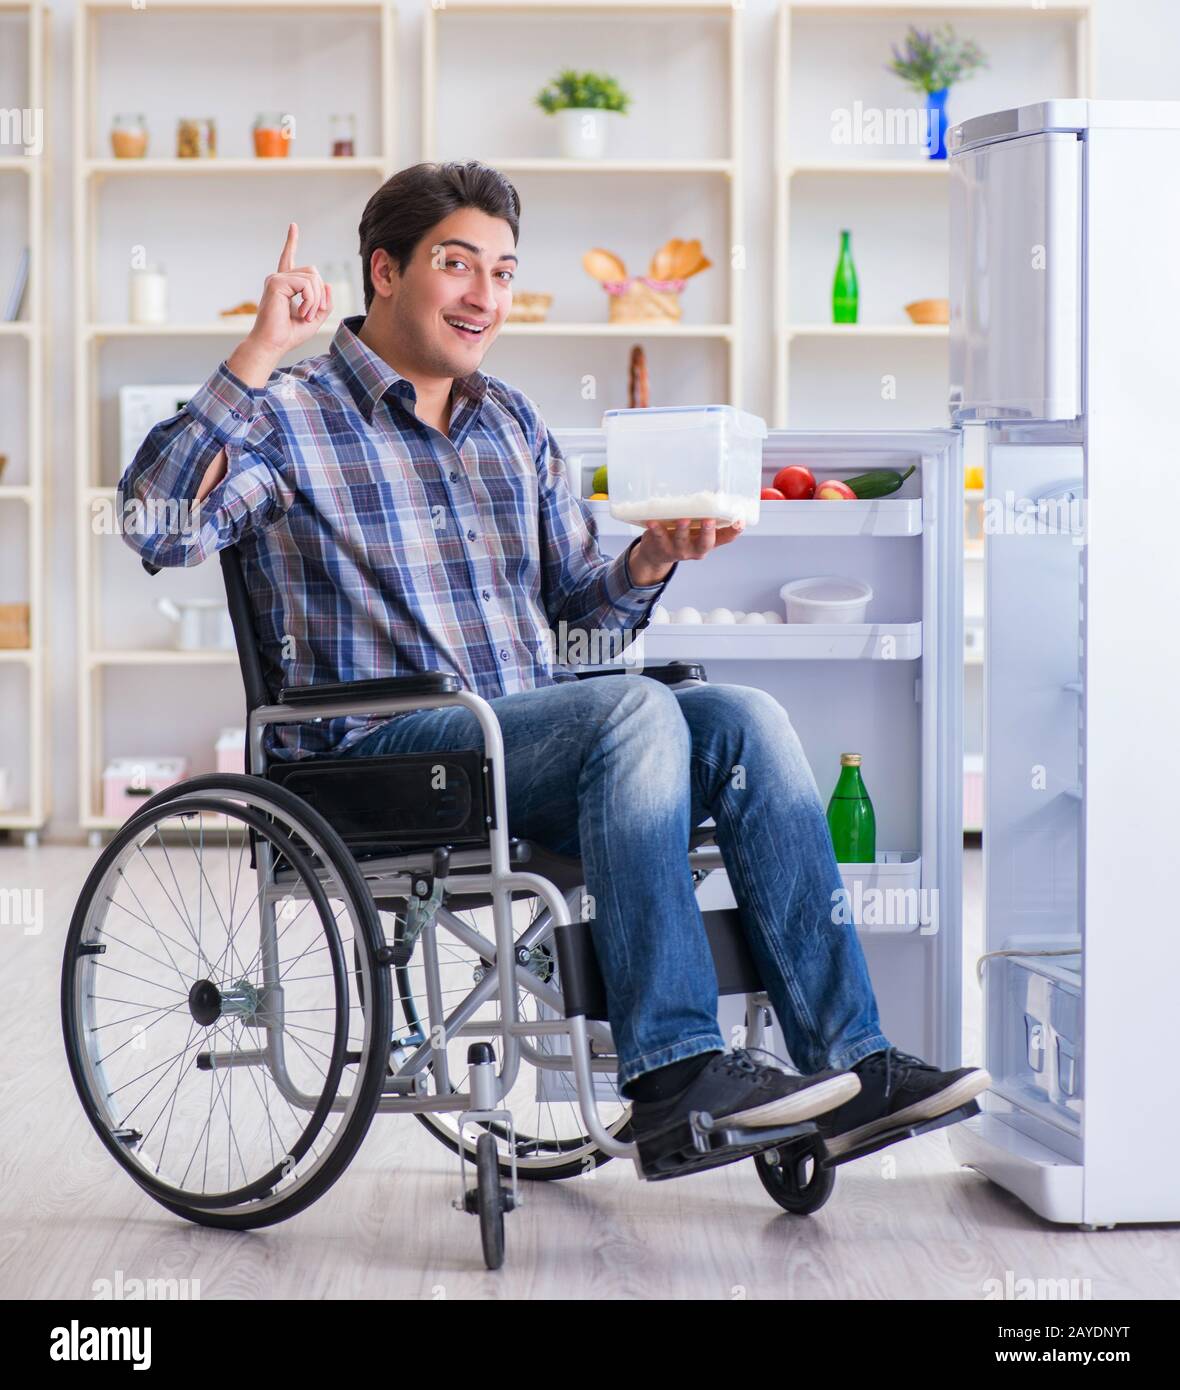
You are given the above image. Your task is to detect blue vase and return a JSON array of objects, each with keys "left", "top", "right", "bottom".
[{"left": 925, "top": 88, "right": 949, "bottom": 160}]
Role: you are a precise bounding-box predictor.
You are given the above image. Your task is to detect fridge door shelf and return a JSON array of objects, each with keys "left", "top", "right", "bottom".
[
  {"left": 697, "top": 854, "right": 925, "bottom": 936},
  {"left": 992, "top": 942, "right": 1083, "bottom": 1139},
  {"left": 836, "top": 852, "right": 928, "bottom": 935},
  {"left": 639, "top": 622, "right": 921, "bottom": 661},
  {"left": 587, "top": 498, "right": 923, "bottom": 539}
]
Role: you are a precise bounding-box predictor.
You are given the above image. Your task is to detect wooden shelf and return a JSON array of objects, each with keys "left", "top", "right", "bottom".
[
  {"left": 785, "top": 323, "right": 949, "bottom": 339},
  {"left": 422, "top": 0, "right": 745, "bottom": 405},
  {"left": 88, "top": 650, "right": 239, "bottom": 666},
  {"left": 84, "top": 157, "right": 388, "bottom": 178},
  {"left": 0, "top": 1, "right": 49, "bottom": 837},
  {"left": 773, "top": 0, "right": 1093, "bottom": 426},
  {"left": 74, "top": 0, "right": 398, "bottom": 828}
]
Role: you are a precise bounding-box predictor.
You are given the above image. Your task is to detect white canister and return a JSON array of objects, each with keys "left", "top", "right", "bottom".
[{"left": 130, "top": 265, "right": 168, "bottom": 324}]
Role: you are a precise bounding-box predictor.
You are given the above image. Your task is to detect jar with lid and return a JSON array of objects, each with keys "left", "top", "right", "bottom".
[
  {"left": 110, "top": 113, "right": 148, "bottom": 159},
  {"left": 129, "top": 265, "right": 168, "bottom": 325},
  {"left": 330, "top": 114, "right": 355, "bottom": 158},
  {"left": 254, "top": 112, "right": 291, "bottom": 158},
  {"left": 177, "top": 117, "right": 216, "bottom": 159}
]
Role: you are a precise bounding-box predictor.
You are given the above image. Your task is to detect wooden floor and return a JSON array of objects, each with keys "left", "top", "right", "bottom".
[{"left": 2, "top": 843, "right": 1176, "bottom": 1300}]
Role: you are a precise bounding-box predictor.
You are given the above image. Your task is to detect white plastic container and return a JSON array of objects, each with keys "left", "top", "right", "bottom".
[
  {"left": 780, "top": 576, "right": 873, "bottom": 624},
  {"left": 603, "top": 404, "right": 768, "bottom": 527}
]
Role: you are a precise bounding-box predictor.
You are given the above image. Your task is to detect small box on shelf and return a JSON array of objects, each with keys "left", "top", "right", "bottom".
[{"left": 102, "top": 755, "right": 188, "bottom": 824}]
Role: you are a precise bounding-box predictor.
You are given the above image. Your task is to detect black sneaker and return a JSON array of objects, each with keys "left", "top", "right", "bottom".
[
  {"left": 631, "top": 1048, "right": 860, "bottom": 1178},
  {"left": 815, "top": 1047, "right": 991, "bottom": 1158}
]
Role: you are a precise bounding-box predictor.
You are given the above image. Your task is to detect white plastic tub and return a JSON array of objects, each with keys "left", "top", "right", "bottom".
[
  {"left": 603, "top": 404, "right": 768, "bottom": 526},
  {"left": 779, "top": 576, "right": 873, "bottom": 624}
]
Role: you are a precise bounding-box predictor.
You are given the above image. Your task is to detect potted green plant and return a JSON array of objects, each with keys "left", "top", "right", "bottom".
[
  {"left": 535, "top": 68, "right": 631, "bottom": 160},
  {"left": 885, "top": 25, "right": 987, "bottom": 160}
]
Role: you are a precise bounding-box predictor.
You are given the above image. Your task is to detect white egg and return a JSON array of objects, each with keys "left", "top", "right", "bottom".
[
  {"left": 675, "top": 606, "right": 702, "bottom": 624},
  {"left": 706, "top": 608, "right": 735, "bottom": 625},
  {"left": 732, "top": 610, "right": 746, "bottom": 622},
  {"left": 761, "top": 610, "right": 784, "bottom": 624},
  {"left": 652, "top": 605, "right": 670, "bottom": 624},
  {"left": 741, "top": 611, "right": 767, "bottom": 624}
]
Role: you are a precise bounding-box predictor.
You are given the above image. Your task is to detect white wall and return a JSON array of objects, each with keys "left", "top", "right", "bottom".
[{"left": 24, "top": 0, "right": 1180, "bottom": 839}]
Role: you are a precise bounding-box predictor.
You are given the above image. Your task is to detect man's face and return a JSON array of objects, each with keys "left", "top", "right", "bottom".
[{"left": 380, "top": 206, "right": 516, "bottom": 378}]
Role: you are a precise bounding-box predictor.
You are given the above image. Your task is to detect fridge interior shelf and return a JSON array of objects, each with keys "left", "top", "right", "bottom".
[
  {"left": 837, "top": 853, "right": 926, "bottom": 935},
  {"left": 639, "top": 622, "right": 922, "bottom": 661},
  {"left": 586, "top": 498, "right": 923, "bottom": 538}
]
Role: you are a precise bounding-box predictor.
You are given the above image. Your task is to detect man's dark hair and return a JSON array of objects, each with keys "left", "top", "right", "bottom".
[{"left": 358, "top": 160, "right": 521, "bottom": 311}]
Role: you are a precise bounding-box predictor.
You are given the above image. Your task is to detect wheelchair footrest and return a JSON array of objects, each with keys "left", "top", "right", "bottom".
[
  {"left": 641, "top": 1113, "right": 819, "bottom": 1183},
  {"left": 817, "top": 1098, "right": 982, "bottom": 1170}
]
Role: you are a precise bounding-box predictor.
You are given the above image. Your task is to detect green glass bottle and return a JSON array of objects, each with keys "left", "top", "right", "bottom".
[
  {"left": 832, "top": 229, "right": 859, "bottom": 324},
  {"left": 827, "top": 753, "right": 875, "bottom": 863}
]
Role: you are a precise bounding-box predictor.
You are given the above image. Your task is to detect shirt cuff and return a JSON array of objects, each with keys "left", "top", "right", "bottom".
[
  {"left": 603, "top": 539, "right": 677, "bottom": 625},
  {"left": 182, "top": 360, "right": 271, "bottom": 447}
]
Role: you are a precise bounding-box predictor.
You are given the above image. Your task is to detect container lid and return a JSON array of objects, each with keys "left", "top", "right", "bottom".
[
  {"left": 602, "top": 404, "right": 768, "bottom": 437},
  {"left": 104, "top": 755, "right": 188, "bottom": 775}
]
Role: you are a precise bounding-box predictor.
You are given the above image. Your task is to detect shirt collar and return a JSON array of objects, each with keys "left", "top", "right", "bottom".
[{"left": 330, "top": 313, "right": 489, "bottom": 426}]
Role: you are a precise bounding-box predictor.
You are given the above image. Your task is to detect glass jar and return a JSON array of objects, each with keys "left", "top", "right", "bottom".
[
  {"left": 110, "top": 113, "right": 148, "bottom": 159},
  {"left": 177, "top": 117, "right": 216, "bottom": 159},
  {"left": 129, "top": 264, "right": 168, "bottom": 325},
  {"left": 330, "top": 113, "right": 355, "bottom": 158},
  {"left": 253, "top": 112, "right": 291, "bottom": 159}
]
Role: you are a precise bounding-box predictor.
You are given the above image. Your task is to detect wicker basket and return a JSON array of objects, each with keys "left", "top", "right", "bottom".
[
  {"left": 506, "top": 292, "right": 553, "bottom": 324},
  {"left": 606, "top": 277, "right": 684, "bottom": 324},
  {"left": 0, "top": 603, "right": 30, "bottom": 649}
]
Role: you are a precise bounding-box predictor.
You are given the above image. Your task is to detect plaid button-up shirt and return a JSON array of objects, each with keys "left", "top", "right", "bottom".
[{"left": 117, "top": 313, "right": 675, "bottom": 761}]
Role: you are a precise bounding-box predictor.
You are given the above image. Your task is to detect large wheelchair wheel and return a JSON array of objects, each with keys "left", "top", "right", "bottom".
[
  {"left": 392, "top": 898, "right": 631, "bottom": 1181},
  {"left": 61, "top": 774, "right": 392, "bottom": 1230}
]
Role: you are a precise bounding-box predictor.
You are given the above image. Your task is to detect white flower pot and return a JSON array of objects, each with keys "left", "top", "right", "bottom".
[{"left": 557, "top": 107, "right": 617, "bottom": 160}]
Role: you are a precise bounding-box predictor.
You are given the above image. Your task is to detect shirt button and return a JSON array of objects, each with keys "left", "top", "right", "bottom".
[
  {"left": 449, "top": 472, "right": 459, "bottom": 482},
  {"left": 467, "top": 529, "right": 477, "bottom": 541},
  {"left": 499, "top": 650, "right": 509, "bottom": 662},
  {"left": 482, "top": 589, "right": 491, "bottom": 601},
  {"left": 231, "top": 410, "right": 242, "bottom": 420}
]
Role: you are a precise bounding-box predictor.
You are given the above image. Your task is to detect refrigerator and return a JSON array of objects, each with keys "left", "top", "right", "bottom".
[{"left": 556, "top": 100, "right": 1180, "bottom": 1229}]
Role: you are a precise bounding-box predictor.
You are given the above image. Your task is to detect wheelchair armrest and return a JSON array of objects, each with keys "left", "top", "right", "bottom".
[
  {"left": 279, "top": 672, "right": 463, "bottom": 705},
  {"left": 574, "top": 660, "right": 707, "bottom": 686}
]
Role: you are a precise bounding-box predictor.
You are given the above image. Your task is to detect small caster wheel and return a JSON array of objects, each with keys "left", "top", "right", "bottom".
[
  {"left": 476, "top": 1131, "right": 506, "bottom": 1269},
  {"left": 754, "top": 1138, "right": 835, "bottom": 1215}
]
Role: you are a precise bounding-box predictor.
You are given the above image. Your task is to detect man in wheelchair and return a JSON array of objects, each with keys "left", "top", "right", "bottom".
[{"left": 117, "top": 160, "right": 989, "bottom": 1180}]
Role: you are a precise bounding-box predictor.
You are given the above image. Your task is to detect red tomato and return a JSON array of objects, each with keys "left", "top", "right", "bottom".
[
  {"left": 760, "top": 487, "right": 786, "bottom": 500},
  {"left": 815, "top": 479, "right": 856, "bottom": 500},
  {"left": 772, "top": 465, "right": 816, "bottom": 499}
]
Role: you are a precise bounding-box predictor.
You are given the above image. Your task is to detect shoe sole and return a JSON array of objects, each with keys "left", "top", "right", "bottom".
[
  {"left": 821, "top": 1067, "right": 992, "bottom": 1157},
  {"left": 720, "top": 1071, "right": 862, "bottom": 1129}
]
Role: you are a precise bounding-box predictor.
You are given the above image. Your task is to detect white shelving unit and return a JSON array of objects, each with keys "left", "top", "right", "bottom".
[
  {"left": 422, "top": 0, "right": 745, "bottom": 407},
  {"left": 773, "top": 0, "right": 1093, "bottom": 428},
  {"left": 0, "top": 0, "right": 49, "bottom": 842},
  {"left": 73, "top": 0, "right": 398, "bottom": 836}
]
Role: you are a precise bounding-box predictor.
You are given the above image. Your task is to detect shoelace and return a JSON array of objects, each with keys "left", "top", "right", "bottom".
[
  {"left": 863, "top": 1046, "right": 938, "bottom": 1100},
  {"left": 721, "top": 1045, "right": 796, "bottom": 1089}
]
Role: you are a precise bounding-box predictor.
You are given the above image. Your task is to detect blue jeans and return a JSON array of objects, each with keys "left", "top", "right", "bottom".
[{"left": 338, "top": 677, "right": 891, "bottom": 1091}]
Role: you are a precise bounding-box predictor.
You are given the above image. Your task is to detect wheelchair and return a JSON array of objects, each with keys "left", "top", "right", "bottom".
[{"left": 61, "top": 547, "right": 978, "bottom": 1270}]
